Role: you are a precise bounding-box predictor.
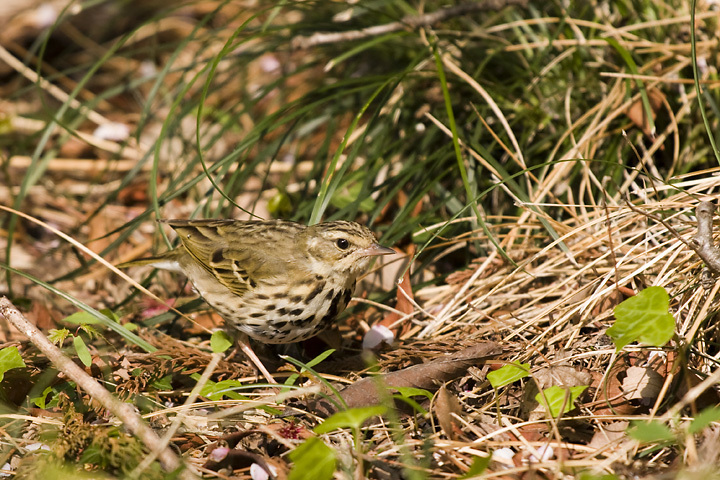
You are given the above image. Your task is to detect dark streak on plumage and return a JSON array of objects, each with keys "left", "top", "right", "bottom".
[
  {"left": 320, "top": 290, "right": 342, "bottom": 327},
  {"left": 293, "top": 314, "right": 314, "bottom": 326},
  {"left": 305, "top": 281, "right": 325, "bottom": 303},
  {"left": 211, "top": 248, "right": 224, "bottom": 264},
  {"left": 273, "top": 320, "right": 289, "bottom": 330}
]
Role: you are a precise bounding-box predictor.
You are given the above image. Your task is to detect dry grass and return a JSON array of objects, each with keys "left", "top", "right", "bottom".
[{"left": 1, "top": 0, "right": 720, "bottom": 478}]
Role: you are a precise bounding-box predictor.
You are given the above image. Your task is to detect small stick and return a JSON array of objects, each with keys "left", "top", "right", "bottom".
[
  {"left": 0, "top": 297, "right": 197, "bottom": 479},
  {"left": 292, "top": 0, "right": 529, "bottom": 49},
  {"left": 237, "top": 332, "right": 278, "bottom": 384},
  {"left": 625, "top": 200, "right": 720, "bottom": 282},
  {"left": 689, "top": 201, "right": 720, "bottom": 274}
]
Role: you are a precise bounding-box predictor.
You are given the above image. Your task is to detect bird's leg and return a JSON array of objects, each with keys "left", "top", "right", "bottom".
[{"left": 236, "top": 333, "right": 277, "bottom": 384}]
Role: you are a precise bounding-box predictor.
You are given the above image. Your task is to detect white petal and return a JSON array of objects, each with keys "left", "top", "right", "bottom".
[
  {"left": 528, "top": 445, "right": 554, "bottom": 463},
  {"left": 251, "top": 463, "right": 277, "bottom": 480},
  {"left": 33, "top": 4, "right": 58, "bottom": 28},
  {"left": 208, "top": 447, "right": 229, "bottom": 462},
  {"left": 363, "top": 325, "right": 394, "bottom": 350},
  {"left": 93, "top": 122, "right": 130, "bottom": 142},
  {"left": 492, "top": 447, "right": 515, "bottom": 465}
]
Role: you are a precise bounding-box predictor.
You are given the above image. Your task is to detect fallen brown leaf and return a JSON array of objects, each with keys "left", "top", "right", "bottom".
[
  {"left": 310, "top": 342, "right": 502, "bottom": 416},
  {"left": 378, "top": 244, "right": 415, "bottom": 338},
  {"left": 625, "top": 87, "right": 665, "bottom": 137},
  {"left": 434, "top": 383, "right": 463, "bottom": 440}
]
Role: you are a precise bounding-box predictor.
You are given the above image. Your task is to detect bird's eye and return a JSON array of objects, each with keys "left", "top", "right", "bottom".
[{"left": 336, "top": 238, "right": 350, "bottom": 250}]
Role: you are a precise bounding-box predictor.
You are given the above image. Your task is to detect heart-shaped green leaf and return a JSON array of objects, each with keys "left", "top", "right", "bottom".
[
  {"left": 535, "top": 385, "right": 587, "bottom": 417},
  {"left": 487, "top": 362, "right": 530, "bottom": 389},
  {"left": 607, "top": 286, "right": 675, "bottom": 350},
  {"left": 0, "top": 347, "right": 25, "bottom": 382}
]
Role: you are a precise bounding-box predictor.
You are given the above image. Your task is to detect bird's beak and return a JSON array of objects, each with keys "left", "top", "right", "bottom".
[{"left": 358, "top": 244, "right": 396, "bottom": 257}]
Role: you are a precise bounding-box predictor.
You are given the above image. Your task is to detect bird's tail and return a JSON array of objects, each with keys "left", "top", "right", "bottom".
[{"left": 116, "top": 251, "right": 182, "bottom": 271}]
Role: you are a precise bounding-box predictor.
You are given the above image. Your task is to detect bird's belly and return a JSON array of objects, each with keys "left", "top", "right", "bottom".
[{"left": 200, "top": 282, "right": 355, "bottom": 344}]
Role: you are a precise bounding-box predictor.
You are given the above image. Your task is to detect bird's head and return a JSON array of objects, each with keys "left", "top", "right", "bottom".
[{"left": 301, "top": 221, "right": 395, "bottom": 278}]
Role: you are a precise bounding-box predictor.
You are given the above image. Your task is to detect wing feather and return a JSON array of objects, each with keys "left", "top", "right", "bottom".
[{"left": 164, "top": 219, "right": 303, "bottom": 296}]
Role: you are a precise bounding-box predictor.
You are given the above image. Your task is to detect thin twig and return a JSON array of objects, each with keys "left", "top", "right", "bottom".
[
  {"left": 602, "top": 176, "right": 619, "bottom": 290},
  {"left": 292, "top": 0, "right": 529, "bottom": 49},
  {"left": 625, "top": 199, "right": 720, "bottom": 276},
  {"left": 688, "top": 201, "right": 720, "bottom": 274},
  {"left": 623, "top": 200, "right": 694, "bottom": 250},
  {"left": 0, "top": 297, "right": 197, "bottom": 479}
]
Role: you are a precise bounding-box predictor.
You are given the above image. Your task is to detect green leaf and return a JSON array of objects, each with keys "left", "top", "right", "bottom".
[
  {"left": 330, "top": 177, "right": 376, "bottom": 212},
  {"left": 0, "top": 347, "right": 25, "bottom": 382},
  {"left": 627, "top": 420, "right": 675, "bottom": 443},
  {"left": 151, "top": 375, "right": 173, "bottom": 391},
  {"left": 210, "top": 330, "right": 233, "bottom": 353},
  {"left": 31, "top": 386, "right": 53, "bottom": 409},
  {"left": 391, "top": 386, "right": 433, "bottom": 414},
  {"left": 460, "top": 455, "right": 490, "bottom": 478},
  {"left": 282, "top": 349, "right": 335, "bottom": 389},
  {"left": 606, "top": 38, "right": 656, "bottom": 136},
  {"left": 78, "top": 324, "right": 99, "bottom": 339},
  {"left": 73, "top": 336, "right": 92, "bottom": 367},
  {"left": 288, "top": 437, "right": 337, "bottom": 480},
  {"left": 607, "top": 286, "right": 675, "bottom": 350},
  {"left": 197, "top": 377, "right": 247, "bottom": 401},
  {"left": 303, "top": 349, "right": 335, "bottom": 370},
  {"left": 63, "top": 308, "right": 118, "bottom": 325},
  {"left": 487, "top": 362, "right": 530, "bottom": 388},
  {"left": 268, "top": 190, "right": 293, "bottom": 218},
  {"left": 689, "top": 406, "right": 720, "bottom": 434},
  {"left": 314, "top": 406, "right": 388, "bottom": 434},
  {"left": 394, "top": 386, "right": 434, "bottom": 401},
  {"left": 577, "top": 472, "right": 620, "bottom": 480},
  {"left": 48, "top": 328, "right": 70, "bottom": 346},
  {"left": 535, "top": 385, "right": 587, "bottom": 418},
  {"left": 392, "top": 394, "right": 428, "bottom": 415}
]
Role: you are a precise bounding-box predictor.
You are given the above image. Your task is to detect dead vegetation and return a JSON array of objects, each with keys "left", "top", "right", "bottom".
[{"left": 2, "top": 0, "right": 720, "bottom": 479}]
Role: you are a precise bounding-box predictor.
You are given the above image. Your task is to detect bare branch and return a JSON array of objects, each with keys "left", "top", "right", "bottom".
[
  {"left": 689, "top": 201, "right": 720, "bottom": 274},
  {"left": 0, "top": 297, "right": 197, "bottom": 479}
]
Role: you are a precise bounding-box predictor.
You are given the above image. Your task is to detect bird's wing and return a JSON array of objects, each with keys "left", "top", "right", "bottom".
[{"left": 166, "top": 219, "right": 299, "bottom": 296}]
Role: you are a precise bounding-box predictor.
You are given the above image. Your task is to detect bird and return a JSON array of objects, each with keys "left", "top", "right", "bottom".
[{"left": 119, "top": 219, "right": 395, "bottom": 345}]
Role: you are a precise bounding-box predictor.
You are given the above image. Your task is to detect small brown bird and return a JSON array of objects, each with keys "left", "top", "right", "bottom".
[{"left": 121, "top": 219, "right": 395, "bottom": 344}]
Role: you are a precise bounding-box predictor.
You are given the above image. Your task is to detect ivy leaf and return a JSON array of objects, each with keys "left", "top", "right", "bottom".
[
  {"left": 535, "top": 385, "right": 587, "bottom": 417},
  {"left": 607, "top": 286, "right": 675, "bottom": 350},
  {"left": 288, "top": 437, "right": 336, "bottom": 480},
  {"left": 0, "top": 347, "right": 25, "bottom": 382},
  {"left": 689, "top": 406, "right": 720, "bottom": 434},
  {"left": 314, "top": 406, "right": 387, "bottom": 434},
  {"left": 210, "top": 331, "right": 232, "bottom": 353},
  {"left": 48, "top": 328, "right": 70, "bottom": 346},
  {"left": 394, "top": 386, "right": 434, "bottom": 401},
  {"left": 627, "top": 420, "right": 675, "bottom": 443},
  {"left": 461, "top": 455, "right": 491, "bottom": 478},
  {"left": 31, "top": 386, "right": 53, "bottom": 409},
  {"left": 487, "top": 362, "right": 530, "bottom": 388},
  {"left": 195, "top": 376, "right": 246, "bottom": 401}
]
